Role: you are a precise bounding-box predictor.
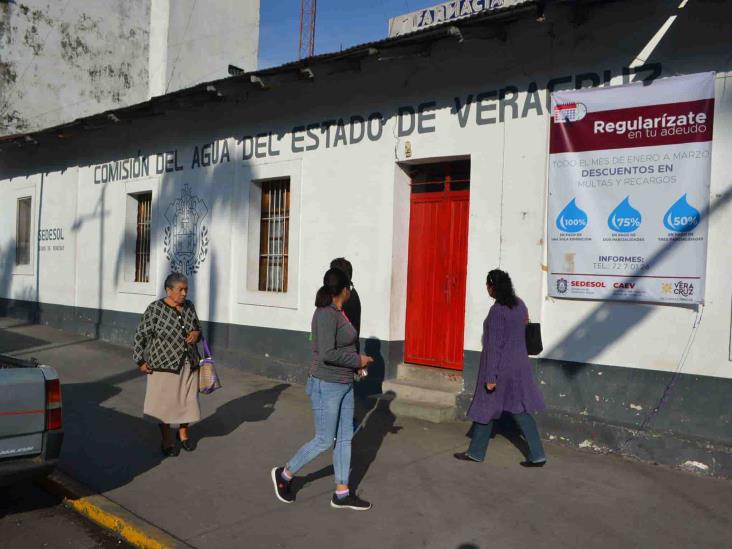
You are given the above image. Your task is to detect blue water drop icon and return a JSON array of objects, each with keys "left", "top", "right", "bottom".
[
  {"left": 663, "top": 194, "right": 701, "bottom": 233},
  {"left": 556, "top": 198, "right": 588, "bottom": 233},
  {"left": 608, "top": 196, "right": 642, "bottom": 233}
]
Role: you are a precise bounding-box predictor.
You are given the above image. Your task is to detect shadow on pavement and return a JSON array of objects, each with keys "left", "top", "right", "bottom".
[
  {"left": 195, "top": 383, "right": 290, "bottom": 441},
  {"left": 0, "top": 481, "right": 131, "bottom": 548},
  {"left": 350, "top": 394, "right": 402, "bottom": 491},
  {"left": 464, "top": 414, "right": 532, "bottom": 462},
  {"left": 0, "top": 481, "right": 62, "bottom": 520},
  {"left": 0, "top": 330, "right": 49, "bottom": 354},
  {"left": 60, "top": 373, "right": 289, "bottom": 493},
  {"left": 293, "top": 392, "right": 402, "bottom": 495}
]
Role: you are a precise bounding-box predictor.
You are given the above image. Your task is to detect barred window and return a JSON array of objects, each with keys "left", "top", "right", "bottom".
[
  {"left": 134, "top": 192, "right": 152, "bottom": 283},
  {"left": 258, "top": 179, "right": 290, "bottom": 292},
  {"left": 15, "top": 197, "right": 32, "bottom": 266}
]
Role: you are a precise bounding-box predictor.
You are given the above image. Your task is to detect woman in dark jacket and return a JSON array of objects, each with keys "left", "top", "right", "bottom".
[
  {"left": 133, "top": 272, "right": 201, "bottom": 457},
  {"left": 272, "top": 268, "right": 374, "bottom": 510},
  {"left": 455, "top": 269, "right": 547, "bottom": 466}
]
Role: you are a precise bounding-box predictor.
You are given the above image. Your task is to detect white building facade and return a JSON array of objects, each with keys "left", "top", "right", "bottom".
[{"left": 1, "top": 0, "right": 730, "bottom": 476}]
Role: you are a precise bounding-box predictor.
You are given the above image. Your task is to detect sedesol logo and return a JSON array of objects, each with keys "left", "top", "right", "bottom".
[{"left": 571, "top": 280, "right": 606, "bottom": 288}]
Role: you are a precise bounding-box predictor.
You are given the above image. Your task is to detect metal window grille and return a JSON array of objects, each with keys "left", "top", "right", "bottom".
[
  {"left": 258, "top": 179, "right": 290, "bottom": 292},
  {"left": 134, "top": 193, "right": 152, "bottom": 283},
  {"left": 15, "top": 197, "right": 31, "bottom": 266}
]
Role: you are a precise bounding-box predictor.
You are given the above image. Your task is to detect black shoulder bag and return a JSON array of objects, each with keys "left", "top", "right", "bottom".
[{"left": 525, "top": 322, "right": 543, "bottom": 356}]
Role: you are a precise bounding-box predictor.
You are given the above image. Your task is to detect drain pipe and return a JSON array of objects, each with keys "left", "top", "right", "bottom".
[{"left": 35, "top": 171, "right": 44, "bottom": 322}]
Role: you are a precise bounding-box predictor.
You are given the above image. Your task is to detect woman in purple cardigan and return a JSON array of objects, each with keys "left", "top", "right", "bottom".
[{"left": 455, "top": 270, "right": 547, "bottom": 466}]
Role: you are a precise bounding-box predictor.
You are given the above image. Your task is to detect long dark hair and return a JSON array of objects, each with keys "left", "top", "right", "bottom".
[
  {"left": 487, "top": 269, "right": 518, "bottom": 308},
  {"left": 315, "top": 268, "right": 349, "bottom": 307},
  {"left": 330, "top": 257, "right": 353, "bottom": 283}
]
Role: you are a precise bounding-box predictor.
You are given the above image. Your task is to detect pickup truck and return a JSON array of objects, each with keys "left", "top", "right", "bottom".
[{"left": 0, "top": 353, "right": 63, "bottom": 486}]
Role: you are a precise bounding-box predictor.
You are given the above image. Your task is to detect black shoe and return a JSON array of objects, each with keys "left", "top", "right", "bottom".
[
  {"left": 177, "top": 433, "right": 196, "bottom": 452},
  {"left": 454, "top": 452, "right": 481, "bottom": 462},
  {"left": 520, "top": 460, "right": 547, "bottom": 468},
  {"left": 330, "top": 493, "right": 372, "bottom": 511},
  {"left": 271, "top": 467, "right": 295, "bottom": 504},
  {"left": 161, "top": 444, "right": 179, "bottom": 457}
]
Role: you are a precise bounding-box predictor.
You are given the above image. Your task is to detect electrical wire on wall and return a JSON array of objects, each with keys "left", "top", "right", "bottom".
[
  {"left": 166, "top": 0, "right": 198, "bottom": 94},
  {"left": 615, "top": 304, "right": 705, "bottom": 455}
]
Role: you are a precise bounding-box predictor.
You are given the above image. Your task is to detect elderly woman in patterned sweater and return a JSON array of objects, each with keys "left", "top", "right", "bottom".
[{"left": 134, "top": 272, "right": 202, "bottom": 457}]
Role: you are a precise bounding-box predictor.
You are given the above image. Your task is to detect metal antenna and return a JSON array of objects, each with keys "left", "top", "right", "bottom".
[{"left": 299, "top": 0, "right": 317, "bottom": 59}]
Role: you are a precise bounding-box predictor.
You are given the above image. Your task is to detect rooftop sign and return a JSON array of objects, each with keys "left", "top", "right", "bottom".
[{"left": 388, "top": 0, "right": 530, "bottom": 37}]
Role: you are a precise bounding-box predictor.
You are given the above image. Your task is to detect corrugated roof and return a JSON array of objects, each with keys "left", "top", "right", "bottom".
[{"left": 0, "top": 0, "right": 541, "bottom": 150}]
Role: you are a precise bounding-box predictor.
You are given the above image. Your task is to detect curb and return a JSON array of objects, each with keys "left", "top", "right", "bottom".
[{"left": 38, "top": 471, "right": 194, "bottom": 549}]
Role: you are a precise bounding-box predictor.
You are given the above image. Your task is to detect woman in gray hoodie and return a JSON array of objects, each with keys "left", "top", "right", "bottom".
[{"left": 272, "top": 268, "right": 374, "bottom": 510}]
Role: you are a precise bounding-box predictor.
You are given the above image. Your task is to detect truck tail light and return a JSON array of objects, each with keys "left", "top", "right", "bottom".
[{"left": 45, "top": 378, "right": 63, "bottom": 430}]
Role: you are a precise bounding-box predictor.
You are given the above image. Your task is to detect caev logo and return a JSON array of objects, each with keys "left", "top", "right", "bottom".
[
  {"left": 553, "top": 102, "right": 587, "bottom": 123},
  {"left": 556, "top": 198, "right": 589, "bottom": 233},
  {"left": 556, "top": 278, "right": 568, "bottom": 294}
]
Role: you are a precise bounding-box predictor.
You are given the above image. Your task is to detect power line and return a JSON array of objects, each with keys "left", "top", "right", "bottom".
[{"left": 165, "top": 0, "right": 198, "bottom": 94}]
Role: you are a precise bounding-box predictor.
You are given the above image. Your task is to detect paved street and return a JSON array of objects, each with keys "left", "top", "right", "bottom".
[
  {"left": 2, "top": 318, "right": 732, "bottom": 549},
  {"left": 0, "top": 481, "right": 130, "bottom": 549}
]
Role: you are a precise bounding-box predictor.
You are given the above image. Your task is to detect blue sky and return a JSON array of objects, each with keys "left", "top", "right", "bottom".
[{"left": 258, "top": 0, "right": 422, "bottom": 69}]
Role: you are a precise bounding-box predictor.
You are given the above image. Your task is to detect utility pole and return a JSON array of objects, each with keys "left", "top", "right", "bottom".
[{"left": 299, "top": 0, "right": 317, "bottom": 59}]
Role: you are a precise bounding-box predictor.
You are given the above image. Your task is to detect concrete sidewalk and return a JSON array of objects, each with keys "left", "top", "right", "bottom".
[{"left": 2, "top": 318, "right": 731, "bottom": 549}]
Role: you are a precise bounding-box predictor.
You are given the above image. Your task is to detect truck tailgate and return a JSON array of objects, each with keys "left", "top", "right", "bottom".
[{"left": 0, "top": 367, "right": 45, "bottom": 459}]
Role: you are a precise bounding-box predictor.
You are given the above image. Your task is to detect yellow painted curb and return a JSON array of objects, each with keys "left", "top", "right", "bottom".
[
  {"left": 64, "top": 496, "right": 170, "bottom": 549},
  {"left": 38, "top": 472, "right": 193, "bottom": 549}
]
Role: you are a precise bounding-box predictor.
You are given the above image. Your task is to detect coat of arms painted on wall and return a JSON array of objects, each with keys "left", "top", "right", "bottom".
[{"left": 163, "top": 185, "right": 209, "bottom": 275}]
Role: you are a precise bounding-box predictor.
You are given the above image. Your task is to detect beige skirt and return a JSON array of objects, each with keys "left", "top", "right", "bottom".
[{"left": 144, "top": 358, "right": 200, "bottom": 424}]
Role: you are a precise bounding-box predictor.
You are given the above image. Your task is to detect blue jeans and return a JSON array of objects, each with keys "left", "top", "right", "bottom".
[
  {"left": 286, "top": 377, "right": 354, "bottom": 485},
  {"left": 467, "top": 413, "right": 546, "bottom": 463}
]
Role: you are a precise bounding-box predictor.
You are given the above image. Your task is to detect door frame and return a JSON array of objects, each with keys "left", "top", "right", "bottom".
[{"left": 403, "top": 162, "right": 470, "bottom": 371}]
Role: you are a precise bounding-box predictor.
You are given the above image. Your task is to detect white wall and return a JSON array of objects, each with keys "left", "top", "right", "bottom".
[
  {"left": 163, "top": 0, "right": 260, "bottom": 94},
  {"left": 1, "top": 1, "right": 730, "bottom": 381}
]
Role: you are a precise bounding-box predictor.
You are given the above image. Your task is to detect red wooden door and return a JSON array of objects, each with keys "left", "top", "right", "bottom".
[{"left": 404, "top": 162, "right": 470, "bottom": 370}]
